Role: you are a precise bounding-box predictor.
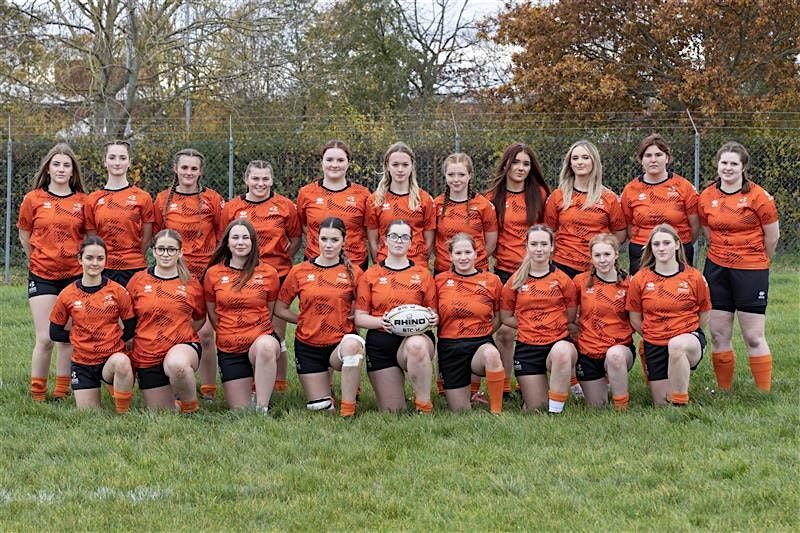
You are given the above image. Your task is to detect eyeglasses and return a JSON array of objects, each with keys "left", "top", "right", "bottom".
[
  {"left": 154, "top": 247, "right": 180, "bottom": 256},
  {"left": 387, "top": 233, "right": 412, "bottom": 243}
]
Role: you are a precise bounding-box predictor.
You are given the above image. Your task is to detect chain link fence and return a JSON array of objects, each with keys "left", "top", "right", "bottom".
[{"left": 3, "top": 112, "right": 798, "bottom": 283}]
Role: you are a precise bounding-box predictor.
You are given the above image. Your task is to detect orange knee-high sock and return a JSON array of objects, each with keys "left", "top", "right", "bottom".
[
  {"left": 503, "top": 377, "right": 511, "bottom": 394},
  {"left": 436, "top": 378, "right": 445, "bottom": 396},
  {"left": 670, "top": 391, "right": 689, "bottom": 406},
  {"left": 340, "top": 400, "right": 357, "bottom": 417},
  {"left": 711, "top": 350, "right": 735, "bottom": 390},
  {"left": 470, "top": 379, "right": 481, "bottom": 394},
  {"left": 30, "top": 377, "right": 47, "bottom": 402},
  {"left": 114, "top": 390, "right": 133, "bottom": 414},
  {"left": 612, "top": 393, "right": 629, "bottom": 411},
  {"left": 178, "top": 399, "right": 199, "bottom": 414},
  {"left": 485, "top": 369, "right": 505, "bottom": 415},
  {"left": 274, "top": 379, "right": 288, "bottom": 393},
  {"left": 200, "top": 384, "right": 217, "bottom": 399},
  {"left": 106, "top": 383, "right": 116, "bottom": 399},
  {"left": 414, "top": 399, "right": 433, "bottom": 413},
  {"left": 749, "top": 354, "right": 772, "bottom": 392},
  {"left": 569, "top": 375, "right": 578, "bottom": 387},
  {"left": 53, "top": 375, "right": 71, "bottom": 398}
]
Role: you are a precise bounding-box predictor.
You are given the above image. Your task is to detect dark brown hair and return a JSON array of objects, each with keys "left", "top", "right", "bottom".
[{"left": 486, "top": 142, "right": 549, "bottom": 231}]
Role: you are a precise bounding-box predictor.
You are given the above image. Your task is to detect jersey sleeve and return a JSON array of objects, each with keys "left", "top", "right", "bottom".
[
  {"left": 606, "top": 191, "right": 627, "bottom": 231},
  {"left": 625, "top": 276, "right": 643, "bottom": 313},
  {"left": 422, "top": 193, "right": 437, "bottom": 231},
  {"left": 140, "top": 191, "right": 155, "bottom": 224},
  {"left": 754, "top": 187, "right": 779, "bottom": 226},
  {"left": 189, "top": 279, "right": 207, "bottom": 320},
  {"left": 355, "top": 272, "right": 372, "bottom": 312},
  {"left": 218, "top": 203, "right": 234, "bottom": 239},
  {"left": 482, "top": 199, "right": 498, "bottom": 232},
  {"left": 285, "top": 199, "right": 302, "bottom": 238},
  {"left": 265, "top": 267, "right": 280, "bottom": 302},
  {"left": 365, "top": 196, "right": 379, "bottom": 230},
  {"left": 563, "top": 276, "right": 578, "bottom": 308},
  {"left": 277, "top": 268, "right": 300, "bottom": 305},
  {"left": 16, "top": 193, "right": 34, "bottom": 231},
  {"left": 695, "top": 271, "right": 712, "bottom": 313},
  {"left": 152, "top": 190, "right": 166, "bottom": 234},
  {"left": 115, "top": 284, "right": 135, "bottom": 320},
  {"left": 49, "top": 291, "right": 70, "bottom": 325},
  {"left": 682, "top": 181, "right": 699, "bottom": 216},
  {"left": 619, "top": 183, "right": 634, "bottom": 225},
  {"left": 500, "top": 279, "right": 518, "bottom": 312},
  {"left": 543, "top": 192, "right": 560, "bottom": 231},
  {"left": 422, "top": 271, "right": 437, "bottom": 308},
  {"left": 83, "top": 196, "right": 97, "bottom": 232},
  {"left": 203, "top": 269, "right": 217, "bottom": 303},
  {"left": 295, "top": 187, "right": 309, "bottom": 227}
]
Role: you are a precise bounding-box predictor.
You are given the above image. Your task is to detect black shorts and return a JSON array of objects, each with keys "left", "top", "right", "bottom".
[
  {"left": 216, "top": 334, "right": 278, "bottom": 382},
  {"left": 629, "top": 242, "right": 694, "bottom": 275},
  {"left": 514, "top": 338, "right": 573, "bottom": 377},
  {"left": 71, "top": 361, "right": 112, "bottom": 390},
  {"left": 643, "top": 329, "right": 706, "bottom": 381},
  {"left": 365, "top": 329, "right": 435, "bottom": 372},
  {"left": 703, "top": 258, "right": 769, "bottom": 314},
  {"left": 103, "top": 268, "right": 145, "bottom": 287},
  {"left": 437, "top": 336, "right": 495, "bottom": 389},
  {"left": 294, "top": 338, "right": 336, "bottom": 374},
  {"left": 576, "top": 344, "right": 636, "bottom": 382},
  {"left": 553, "top": 262, "right": 582, "bottom": 279},
  {"left": 27, "top": 272, "right": 79, "bottom": 299},
  {"left": 136, "top": 342, "right": 201, "bottom": 390},
  {"left": 494, "top": 268, "right": 513, "bottom": 286}
]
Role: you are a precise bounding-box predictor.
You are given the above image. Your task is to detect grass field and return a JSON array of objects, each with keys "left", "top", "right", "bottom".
[{"left": 0, "top": 273, "right": 797, "bottom": 530}]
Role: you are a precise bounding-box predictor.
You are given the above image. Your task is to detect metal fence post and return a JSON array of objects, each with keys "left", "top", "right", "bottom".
[
  {"left": 228, "top": 115, "right": 234, "bottom": 200},
  {"left": 686, "top": 110, "right": 700, "bottom": 258},
  {"left": 4, "top": 115, "right": 12, "bottom": 284}
]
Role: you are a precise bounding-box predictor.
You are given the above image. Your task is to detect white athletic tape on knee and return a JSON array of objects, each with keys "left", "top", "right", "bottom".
[
  {"left": 306, "top": 397, "right": 334, "bottom": 411},
  {"left": 341, "top": 354, "right": 363, "bottom": 368},
  {"left": 280, "top": 340, "right": 287, "bottom": 353},
  {"left": 341, "top": 333, "right": 366, "bottom": 349}
]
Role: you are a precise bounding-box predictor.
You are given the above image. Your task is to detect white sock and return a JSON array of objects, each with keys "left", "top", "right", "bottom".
[{"left": 548, "top": 399, "right": 565, "bottom": 413}]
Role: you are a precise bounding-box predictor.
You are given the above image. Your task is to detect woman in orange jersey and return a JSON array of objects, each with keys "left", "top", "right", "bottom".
[
  {"left": 698, "top": 142, "right": 780, "bottom": 393},
  {"left": 203, "top": 219, "right": 281, "bottom": 412},
  {"left": 571, "top": 234, "right": 635, "bottom": 410},
  {"left": 355, "top": 219, "right": 439, "bottom": 413},
  {"left": 128, "top": 230, "right": 206, "bottom": 413},
  {"left": 435, "top": 233, "right": 505, "bottom": 414},
  {"left": 621, "top": 134, "right": 700, "bottom": 274},
  {"left": 84, "top": 140, "right": 154, "bottom": 287},
  {"left": 49, "top": 236, "right": 135, "bottom": 413},
  {"left": 544, "top": 140, "right": 627, "bottom": 279},
  {"left": 274, "top": 217, "right": 365, "bottom": 417},
  {"left": 220, "top": 160, "right": 301, "bottom": 394},
  {"left": 433, "top": 153, "right": 497, "bottom": 275},
  {"left": 154, "top": 148, "right": 224, "bottom": 402},
  {"left": 500, "top": 225, "right": 578, "bottom": 414},
  {"left": 297, "top": 140, "right": 371, "bottom": 270},
  {"left": 626, "top": 224, "right": 711, "bottom": 406},
  {"left": 18, "top": 143, "right": 87, "bottom": 402},
  {"left": 366, "top": 142, "right": 436, "bottom": 265},
  {"left": 485, "top": 142, "right": 550, "bottom": 398}
]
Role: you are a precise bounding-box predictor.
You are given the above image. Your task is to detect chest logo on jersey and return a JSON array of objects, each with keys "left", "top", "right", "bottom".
[
  {"left": 667, "top": 186, "right": 679, "bottom": 199},
  {"left": 175, "top": 284, "right": 187, "bottom": 296},
  {"left": 73, "top": 203, "right": 82, "bottom": 212},
  {"left": 410, "top": 274, "right": 422, "bottom": 285},
  {"left": 315, "top": 197, "right": 324, "bottom": 205},
  {"left": 382, "top": 202, "right": 391, "bottom": 211},
  {"left": 737, "top": 197, "right": 749, "bottom": 208},
  {"left": 253, "top": 274, "right": 264, "bottom": 285},
  {"left": 337, "top": 272, "right": 349, "bottom": 283},
  {"left": 520, "top": 284, "right": 529, "bottom": 292},
  {"left": 378, "top": 277, "right": 388, "bottom": 285},
  {"left": 73, "top": 300, "right": 83, "bottom": 309},
  {"left": 97, "top": 198, "right": 106, "bottom": 206},
  {"left": 478, "top": 280, "right": 487, "bottom": 288},
  {"left": 169, "top": 203, "right": 179, "bottom": 212},
  {"left": 677, "top": 281, "right": 690, "bottom": 295},
  {"left": 237, "top": 211, "right": 248, "bottom": 218},
  {"left": 586, "top": 287, "right": 595, "bottom": 294},
  {"left": 126, "top": 195, "right": 138, "bottom": 206},
  {"left": 103, "top": 294, "right": 116, "bottom": 306},
  {"left": 43, "top": 201, "right": 52, "bottom": 209},
  {"left": 269, "top": 206, "right": 279, "bottom": 214},
  {"left": 549, "top": 280, "right": 560, "bottom": 289},
  {"left": 616, "top": 289, "right": 627, "bottom": 299},
  {"left": 446, "top": 279, "right": 455, "bottom": 287},
  {"left": 638, "top": 193, "right": 647, "bottom": 201},
  {"left": 645, "top": 282, "right": 656, "bottom": 291},
  {"left": 144, "top": 284, "right": 153, "bottom": 293},
  {"left": 221, "top": 276, "right": 230, "bottom": 284},
  {"left": 346, "top": 196, "right": 357, "bottom": 207},
  {"left": 306, "top": 274, "right": 316, "bottom": 282},
  {"left": 711, "top": 200, "right": 719, "bottom": 208}
]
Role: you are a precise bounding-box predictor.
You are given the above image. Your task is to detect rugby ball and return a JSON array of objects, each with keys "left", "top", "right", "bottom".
[{"left": 386, "top": 304, "right": 434, "bottom": 337}]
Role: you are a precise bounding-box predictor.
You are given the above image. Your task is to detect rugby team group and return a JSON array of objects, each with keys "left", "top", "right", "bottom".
[{"left": 17, "top": 135, "right": 780, "bottom": 416}]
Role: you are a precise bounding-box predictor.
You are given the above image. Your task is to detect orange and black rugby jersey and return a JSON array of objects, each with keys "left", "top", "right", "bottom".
[
  {"left": 488, "top": 187, "right": 548, "bottom": 273},
  {"left": 626, "top": 265, "right": 711, "bottom": 346},
  {"left": 433, "top": 193, "right": 497, "bottom": 272},
  {"left": 153, "top": 187, "right": 225, "bottom": 278},
  {"left": 573, "top": 271, "right": 634, "bottom": 358},
  {"left": 296, "top": 181, "right": 371, "bottom": 266},
  {"left": 17, "top": 189, "right": 86, "bottom": 279},
  {"left": 500, "top": 266, "right": 577, "bottom": 345},
  {"left": 84, "top": 185, "right": 154, "bottom": 270},
  {"left": 544, "top": 188, "right": 626, "bottom": 272},
  {"left": 355, "top": 261, "right": 437, "bottom": 318},
  {"left": 203, "top": 262, "right": 280, "bottom": 353},
  {"left": 620, "top": 173, "right": 699, "bottom": 245},
  {"left": 50, "top": 279, "right": 134, "bottom": 365},
  {"left": 128, "top": 269, "right": 205, "bottom": 368},
  {"left": 219, "top": 193, "right": 301, "bottom": 278},
  {"left": 697, "top": 182, "right": 779, "bottom": 269},
  {"left": 278, "top": 260, "right": 363, "bottom": 346},
  {"left": 435, "top": 269, "right": 502, "bottom": 339},
  {"left": 365, "top": 190, "right": 437, "bottom": 264}
]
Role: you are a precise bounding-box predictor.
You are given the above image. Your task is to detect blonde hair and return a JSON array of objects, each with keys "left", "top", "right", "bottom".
[
  {"left": 374, "top": 142, "right": 421, "bottom": 211},
  {"left": 153, "top": 229, "right": 191, "bottom": 283},
  {"left": 586, "top": 233, "right": 624, "bottom": 288},
  {"left": 448, "top": 232, "right": 476, "bottom": 272},
  {"left": 558, "top": 140, "right": 605, "bottom": 210},
  {"left": 640, "top": 224, "right": 687, "bottom": 271},
  {"left": 511, "top": 225, "right": 555, "bottom": 290},
  {"left": 441, "top": 153, "right": 474, "bottom": 218}
]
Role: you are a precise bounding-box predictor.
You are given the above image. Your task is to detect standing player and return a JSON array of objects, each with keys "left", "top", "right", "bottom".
[
  {"left": 626, "top": 224, "right": 711, "bottom": 406},
  {"left": 620, "top": 134, "right": 700, "bottom": 274},
  {"left": 698, "top": 142, "right": 780, "bottom": 392},
  {"left": 355, "top": 220, "right": 438, "bottom": 413},
  {"left": 18, "top": 143, "right": 87, "bottom": 401},
  {"left": 84, "top": 140, "right": 154, "bottom": 286},
  {"left": 154, "top": 148, "right": 224, "bottom": 402},
  {"left": 203, "top": 219, "right": 281, "bottom": 412},
  {"left": 128, "top": 230, "right": 206, "bottom": 413},
  {"left": 500, "top": 225, "right": 578, "bottom": 414},
  {"left": 435, "top": 233, "right": 505, "bottom": 414},
  {"left": 366, "top": 142, "right": 436, "bottom": 265},
  {"left": 485, "top": 142, "right": 550, "bottom": 398},
  {"left": 274, "top": 217, "right": 365, "bottom": 417},
  {"left": 49, "top": 236, "right": 135, "bottom": 413},
  {"left": 297, "top": 140, "right": 371, "bottom": 270},
  {"left": 433, "top": 153, "right": 497, "bottom": 274},
  {"left": 220, "top": 160, "right": 301, "bottom": 393},
  {"left": 544, "top": 140, "right": 627, "bottom": 278},
  {"left": 572, "top": 234, "right": 635, "bottom": 410}
]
